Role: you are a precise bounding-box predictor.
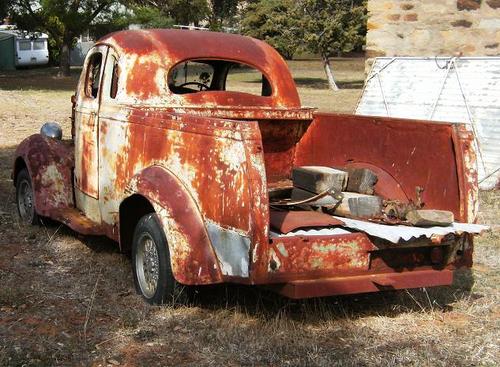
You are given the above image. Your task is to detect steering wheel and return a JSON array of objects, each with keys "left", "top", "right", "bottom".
[{"left": 178, "top": 81, "right": 209, "bottom": 91}]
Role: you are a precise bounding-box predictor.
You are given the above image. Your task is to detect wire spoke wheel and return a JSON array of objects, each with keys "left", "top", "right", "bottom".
[
  {"left": 135, "top": 233, "right": 160, "bottom": 299},
  {"left": 132, "top": 213, "right": 180, "bottom": 305},
  {"left": 16, "top": 171, "right": 36, "bottom": 224}
]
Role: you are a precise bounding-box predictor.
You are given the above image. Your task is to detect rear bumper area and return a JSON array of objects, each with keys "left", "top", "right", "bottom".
[{"left": 271, "top": 269, "right": 454, "bottom": 299}]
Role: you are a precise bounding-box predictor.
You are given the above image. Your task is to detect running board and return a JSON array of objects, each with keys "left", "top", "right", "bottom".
[{"left": 47, "top": 207, "right": 106, "bottom": 236}]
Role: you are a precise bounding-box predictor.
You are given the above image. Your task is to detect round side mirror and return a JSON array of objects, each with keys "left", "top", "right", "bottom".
[{"left": 40, "top": 122, "right": 63, "bottom": 140}]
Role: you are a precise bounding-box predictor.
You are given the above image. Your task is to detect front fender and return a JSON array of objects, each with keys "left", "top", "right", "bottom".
[
  {"left": 13, "top": 134, "right": 74, "bottom": 215},
  {"left": 126, "top": 165, "right": 223, "bottom": 285}
]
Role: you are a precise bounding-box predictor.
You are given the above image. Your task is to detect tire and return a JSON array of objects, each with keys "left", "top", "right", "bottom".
[
  {"left": 15, "top": 168, "right": 39, "bottom": 225},
  {"left": 132, "top": 213, "right": 180, "bottom": 305}
]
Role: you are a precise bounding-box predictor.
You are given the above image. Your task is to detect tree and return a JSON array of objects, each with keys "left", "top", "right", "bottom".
[
  {"left": 1, "top": 0, "right": 13, "bottom": 22},
  {"left": 297, "top": 0, "right": 366, "bottom": 90},
  {"left": 124, "top": 0, "right": 209, "bottom": 26},
  {"left": 240, "top": 0, "right": 302, "bottom": 60},
  {"left": 208, "top": 0, "right": 239, "bottom": 30},
  {"left": 12, "top": 0, "right": 115, "bottom": 76}
]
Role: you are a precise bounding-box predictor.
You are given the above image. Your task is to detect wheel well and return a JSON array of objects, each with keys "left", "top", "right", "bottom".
[
  {"left": 13, "top": 157, "right": 27, "bottom": 185},
  {"left": 119, "top": 194, "right": 155, "bottom": 255}
]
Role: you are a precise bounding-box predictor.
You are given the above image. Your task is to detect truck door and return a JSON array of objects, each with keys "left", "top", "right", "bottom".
[{"left": 74, "top": 46, "right": 108, "bottom": 201}]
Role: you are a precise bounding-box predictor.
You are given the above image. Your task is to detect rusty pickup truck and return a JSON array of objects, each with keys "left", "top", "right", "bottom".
[{"left": 13, "top": 30, "right": 486, "bottom": 304}]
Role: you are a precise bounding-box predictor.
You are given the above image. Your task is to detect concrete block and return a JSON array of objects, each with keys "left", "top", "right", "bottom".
[
  {"left": 406, "top": 209, "right": 454, "bottom": 227},
  {"left": 292, "top": 166, "right": 348, "bottom": 194},
  {"left": 345, "top": 168, "right": 378, "bottom": 195},
  {"left": 335, "top": 192, "right": 383, "bottom": 219},
  {"left": 291, "top": 189, "right": 383, "bottom": 219}
]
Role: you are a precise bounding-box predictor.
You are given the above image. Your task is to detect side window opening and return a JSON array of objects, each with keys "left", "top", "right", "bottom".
[
  {"left": 168, "top": 59, "right": 272, "bottom": 97},
  {"left": 85, "top": 53, "right": 102, "bottom": 99},
  {"left": 110, "top": 57, "right": 120, "bottom": 99}
]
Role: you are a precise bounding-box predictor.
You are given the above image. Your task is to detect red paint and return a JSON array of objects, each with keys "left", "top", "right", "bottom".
[
  {"left": 99, "top": 29, "right": 301, "bottom": 108},
  {"left": 132, "top": 166, "right": 223, "bottom": 285},
  {"left": 269, "top": 210, "right": 344, "bottom": 233},
  {"left": 294, "top": 113, "right": 470, "bottom": 222},
  {"left": 126, "top": 60, "right": 160, "bottom": 99},
  {"left": 273, "top": 269, "right": 454, "bottom": 299}
]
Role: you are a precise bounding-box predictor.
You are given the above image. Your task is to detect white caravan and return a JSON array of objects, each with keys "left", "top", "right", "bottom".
[{"left": 0, "top": 25, "right": 49, "bottom": 67}]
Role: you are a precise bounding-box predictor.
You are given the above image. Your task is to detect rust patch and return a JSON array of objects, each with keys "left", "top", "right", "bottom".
[{"left": 127, "top": 60, "right": 160, "bottom": 99}]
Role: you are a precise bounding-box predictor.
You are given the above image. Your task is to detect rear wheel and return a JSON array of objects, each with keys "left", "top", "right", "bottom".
[
  {"left": 132, "top": 213, "right": 180, "bottom": 305},
  {"left": 16, "top": 168, "right": 39, "bottom": 225}
]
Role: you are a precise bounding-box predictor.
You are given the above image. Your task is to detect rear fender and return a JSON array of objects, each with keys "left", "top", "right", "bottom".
[
  {"left": 125, "top": 165, "right": 223, "bottom": 285},
  {"left": 13, "top": 134, "right": 74, "bottom": 215}
]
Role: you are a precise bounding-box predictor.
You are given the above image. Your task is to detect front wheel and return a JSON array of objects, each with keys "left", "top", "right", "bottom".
[
  {"left": 15, "top": 168, "right": 39, "bottom": 225},
  {"left": 132, "top": 213, "right": 180, "bottom": 305}
]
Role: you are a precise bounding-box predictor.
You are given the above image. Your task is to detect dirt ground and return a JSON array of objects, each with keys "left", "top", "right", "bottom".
[{"left": 0, "top": 60, "right": 499, "bottom": 367}]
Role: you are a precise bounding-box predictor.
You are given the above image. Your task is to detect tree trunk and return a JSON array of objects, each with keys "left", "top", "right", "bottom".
[
  {"left": 59, "top": 41, "right": 71, "bottom": 77},
  {"left": 322, "top": 54, "right": 339, "bottom": 91}
]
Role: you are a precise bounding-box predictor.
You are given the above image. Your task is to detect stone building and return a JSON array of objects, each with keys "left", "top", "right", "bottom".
[{"left": 366, "top": 0, "right": 500, "bottom": 59}]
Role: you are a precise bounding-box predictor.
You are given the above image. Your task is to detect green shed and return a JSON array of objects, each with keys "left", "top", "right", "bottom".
[{"left": 0, "top": 32, "right": 16, "bottom": 70}]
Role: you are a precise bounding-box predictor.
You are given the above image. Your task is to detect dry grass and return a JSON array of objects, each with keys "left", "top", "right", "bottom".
[{"left": 0, "top": 60, "right": 499, "bottom": 367}]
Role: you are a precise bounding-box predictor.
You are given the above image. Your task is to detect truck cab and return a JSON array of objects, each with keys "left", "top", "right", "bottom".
[{"left": 13, "top": 29, "right": 486, "bottom": 304}]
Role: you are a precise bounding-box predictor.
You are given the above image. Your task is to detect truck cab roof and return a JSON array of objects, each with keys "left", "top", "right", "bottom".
[{"left": 96, "top": 29, "right": 302, "bottom": 109}]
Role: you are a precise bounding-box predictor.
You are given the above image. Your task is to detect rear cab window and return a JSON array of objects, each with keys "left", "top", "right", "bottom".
[{"left": 168, "top": 59, "right": 272, "bottom": 97}]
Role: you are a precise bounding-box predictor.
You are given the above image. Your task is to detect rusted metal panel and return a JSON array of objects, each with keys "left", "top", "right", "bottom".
[
  {"left": 267, "top": 233, "right": 377, "bottom": 282},
  {"left": 294, "top": 113, "right": 475, "bottom": 223},
  {"left": 258, "top": 119, "right": 311, "bottom": 184},
  {"left": 206, "top": 221, "right": 251, "bottom": 278},
  {"left": 273, "top": 269, "right": 454, "bottom": 299},
  {"left": 100, "top": 107, "right": 260, "bottom": 232},
  {"left": 127, "top": 166, "right": 224, "bottom": 285},
  {"left": 13, "top": 135, "right": 74, "bottom": 215},
  {"left": 452, "top": 125, "right": 479, "bottom": 223},
  {"left": 169, "top": 106, "right": 315, "bottom": 120},
  {"left": 74, "top": 45, "right": 109, "bottom": 201},
  {"left": 269, "top": 210, "right": 344, "bottom": 233}
]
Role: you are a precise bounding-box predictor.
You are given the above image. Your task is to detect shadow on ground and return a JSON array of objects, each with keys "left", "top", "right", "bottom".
[
  {"left": 294, "top": 77, "right": 364, "bottom": 90},
  {"left": 0, "top": 67, "right": 81, "bottom": 91}
]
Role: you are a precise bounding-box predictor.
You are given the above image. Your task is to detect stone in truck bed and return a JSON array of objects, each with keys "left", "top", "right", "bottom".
[
  {"left": 345, "top": 167, "right": 378, "bottom": 195},
  {"left": 291, "top": 188, "right": 383, "bottom": 219},
  {"left": 406, "top": 209, "right": 454, "bottom": 227},
  {"left": 292, "top": 166, "right": 348, "bottom": 194}
]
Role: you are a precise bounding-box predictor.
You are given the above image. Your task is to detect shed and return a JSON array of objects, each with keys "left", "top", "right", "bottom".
[
  {"left": 356, "top": 57, "right": 500, "bottom": 190},
  {"left": 0, "top": 32, "right": 16, "bottom": 70}
]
